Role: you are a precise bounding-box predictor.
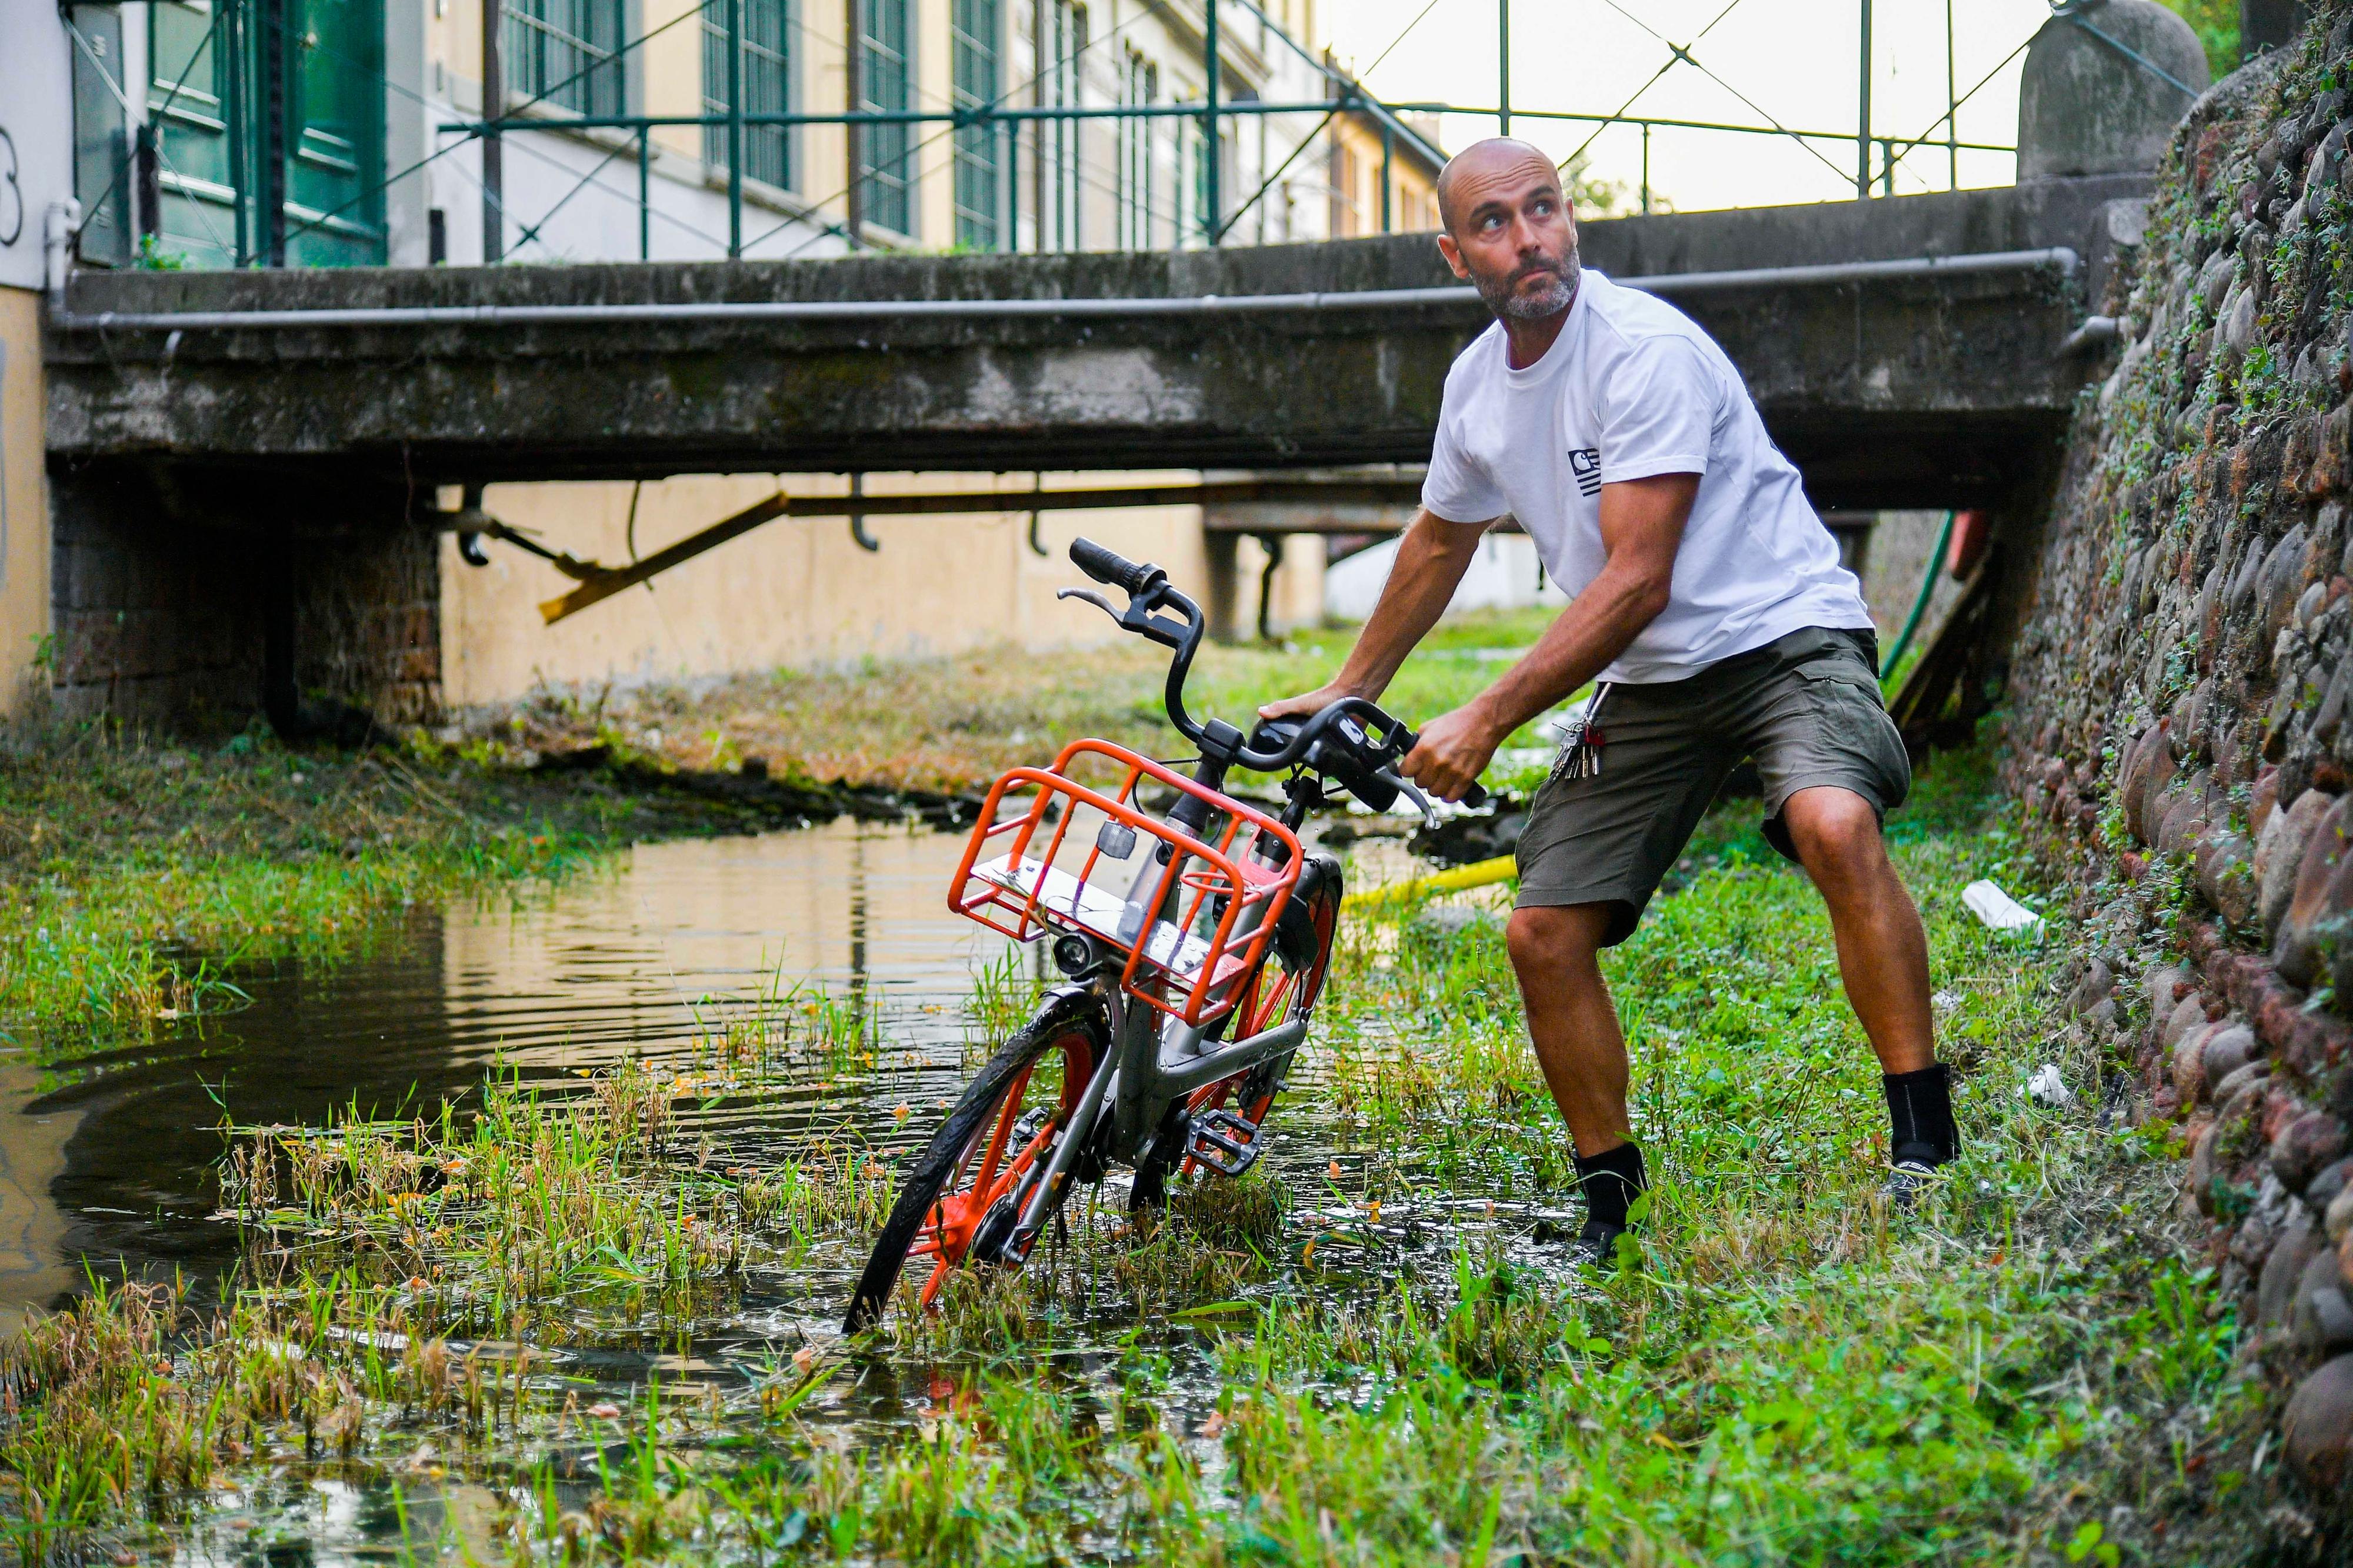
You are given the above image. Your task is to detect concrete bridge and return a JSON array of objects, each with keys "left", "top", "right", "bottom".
[
  {"left": 37, "top": 170, "right": 2145, "bottom": 729},
  {"left": 46, "top": 173, "right": 2139, "bottom": 513}
]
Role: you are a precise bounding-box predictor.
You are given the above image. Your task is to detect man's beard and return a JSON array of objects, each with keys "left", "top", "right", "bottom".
[{"left": 1478, "top": 246, "right": 1581, "bottom": 320}]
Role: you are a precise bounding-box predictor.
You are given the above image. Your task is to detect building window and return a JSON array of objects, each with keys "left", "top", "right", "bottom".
[
  {"left": 858, "top": 0, "right": 915, "bottom": 235},
  {"left": 505, "top": 0, "right": 626, "bottom": 118},
  {"left": 1116, "top": 48, "right": 1157, "bottom": 250},
  {"left": 1038, "top": 0, "right": 1085, "bottom": 249},
  {"left": 1329, "top": 137, "right": 1359, "bottom": 237},
  {"left": 952, "top": 0, "right": 1001, "bottom": 249},
  {"left": 704, "top": 0, "right": 794, "bottom": 191}
]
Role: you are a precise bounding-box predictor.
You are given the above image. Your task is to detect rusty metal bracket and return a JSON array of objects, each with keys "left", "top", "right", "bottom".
[{"left": 536, "top": 490, "right": 792, "bottom": 623}]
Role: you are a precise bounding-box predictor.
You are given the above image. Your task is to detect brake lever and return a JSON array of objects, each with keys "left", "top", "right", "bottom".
[
  {"left": 1379, "top": 769, "right": 1443, "bottom": 830},
  {"left": 1056, "top": 586, "right": 1124, "bottom": 624}
]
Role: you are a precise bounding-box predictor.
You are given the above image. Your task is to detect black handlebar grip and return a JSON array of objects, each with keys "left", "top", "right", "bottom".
[
  {"left": 1069, "top": 537, "right": 1158, "bottom": 596},
  {"left": 1461, "top": 781, "right": 1490, "bottom": 808}
]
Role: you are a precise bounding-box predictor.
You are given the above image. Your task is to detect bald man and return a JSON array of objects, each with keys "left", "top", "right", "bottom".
[{"left": 1262, "top": 139, "right": 1951, "bottom": 1267}]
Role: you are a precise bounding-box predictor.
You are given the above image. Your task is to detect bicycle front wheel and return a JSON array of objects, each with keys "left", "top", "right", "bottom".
[{"left": 844, "top": 989, "right": 1108, "bottom": 1330}]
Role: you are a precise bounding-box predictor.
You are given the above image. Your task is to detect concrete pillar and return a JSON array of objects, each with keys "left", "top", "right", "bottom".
[
  {"left": 1204, "top": 530, "right": 1243, "bottom": 642},
  {"left": 2242, "top": 1, "right": 2312, "bottom": 61},
  {"left": 2017, "top": 0, "right": 2211, "bottom": 182}
]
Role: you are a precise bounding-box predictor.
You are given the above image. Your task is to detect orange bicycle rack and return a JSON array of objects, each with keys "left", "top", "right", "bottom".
[{"left": 949, "top": 739, "right": 1302, "bottom": 1029}]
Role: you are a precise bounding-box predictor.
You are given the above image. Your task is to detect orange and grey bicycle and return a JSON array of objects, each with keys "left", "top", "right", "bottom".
[{"left": 844, "top": 538, "right": 1482, "bottom": 1329}]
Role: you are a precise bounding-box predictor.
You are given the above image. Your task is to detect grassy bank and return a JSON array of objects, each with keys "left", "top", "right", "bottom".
[
  {"left": 0, "top": 612, "right": 1554, "bottom": 1051},
  {"left": 0, "top": 746, "right": 2305, "bottom": 1564},
  {"left": 488, "top": 608, "right": 1564, "bottom": 796}
]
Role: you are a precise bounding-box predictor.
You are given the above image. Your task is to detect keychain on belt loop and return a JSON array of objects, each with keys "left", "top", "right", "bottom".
[{"left": 1550, "top": 682, "right": 1614, "bottom": 783}]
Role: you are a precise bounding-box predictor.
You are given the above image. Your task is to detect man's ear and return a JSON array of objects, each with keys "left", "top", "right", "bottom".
[{"left": 1435, "top": 232, "right": 1469, "bottom": 280}]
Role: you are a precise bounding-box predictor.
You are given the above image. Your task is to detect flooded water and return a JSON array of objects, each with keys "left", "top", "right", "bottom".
[
  {"left": 0, "top": 819, "right": 1431, "bottom": 1323},
  {"left": 0, "top": 816, "right": 1504, "bottom": 1559}
]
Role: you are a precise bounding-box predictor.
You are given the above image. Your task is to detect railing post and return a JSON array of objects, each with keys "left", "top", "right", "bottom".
[
  {"left": 1001, "top": 110, "right": 1018, "bottom": 252},
  {"left": 726, "top": 0, "right": 745, "bottom": 257},
  {"left": 1855, "top": 0, "right": 1871, "bottom": 198},
  {"left": 1032, "top": 0, "right": 1046, "bottom": 251},
  {"left": 1497, "top": 0, "right": 1509, "bottom": 136},
  {"left": 1945, "top": 0, "right": 1959, "bottom": 190},
  {"left": 482, "top": 0, "right": 504, "bottom": 261},
  {"left": 1640, "top": 120, "right": 1651, "bottom": 214},
  {"left": 638, "top": 131, "right": 651, "bottom": 260},
  {"left": 224, "top": 0, "right": 250, "bottom": 265},
  {"left": 1379, "top": 118, "right": 1392, "bottom": 232},
  {"left": 845, "top": 0, "right": 864, "bottom": 247},
  {"left": 1202, "top": 0, "right": 1220, "bottom": 245}
]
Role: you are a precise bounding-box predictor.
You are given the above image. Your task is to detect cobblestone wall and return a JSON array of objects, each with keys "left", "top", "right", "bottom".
[{"left": 2005, "top": 5, "right": 2353, "bottom": 1495}]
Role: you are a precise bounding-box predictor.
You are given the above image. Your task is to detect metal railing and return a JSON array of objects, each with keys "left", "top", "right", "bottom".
[{"left": 71, "top": 0, "right": 2057, "bottom": 273}]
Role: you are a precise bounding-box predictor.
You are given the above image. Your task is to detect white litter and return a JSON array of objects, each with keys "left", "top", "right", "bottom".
[
  {"left": 2026, "top": 1063, "right": 2074, "bottom": 1108},
  {"left": 1961, "top": 879, "right": 2042, "bottom": 931}
]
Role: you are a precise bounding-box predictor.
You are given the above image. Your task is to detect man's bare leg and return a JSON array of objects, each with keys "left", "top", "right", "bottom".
[
  {"left": 1777, "top": 786, "right": 1934, "bottom": 1075},
  {"left": 1505, "top": 902, "right": 1633, "bottom": 1154}
]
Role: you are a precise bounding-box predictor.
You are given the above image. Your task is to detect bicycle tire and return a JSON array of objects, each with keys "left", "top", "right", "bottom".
[
  {"left": 844, "top": 989, "right": 1109, "bottom": 1330},
  {"left": 1130, "top": 853, "right": 1343, "bottom": 1211}
]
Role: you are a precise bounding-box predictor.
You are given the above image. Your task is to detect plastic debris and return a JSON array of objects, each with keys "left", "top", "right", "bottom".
[
  {"left": 2025, "top": 1063, "right": 2074, "bottom": 1108},
  {"left": 1961, "top": 879, "right": 2042, "bottom": 931}
]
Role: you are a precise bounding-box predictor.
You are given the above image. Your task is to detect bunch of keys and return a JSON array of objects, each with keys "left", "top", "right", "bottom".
[{"left": 1548, "top": 682, "right": 1614, "bottom": 783}]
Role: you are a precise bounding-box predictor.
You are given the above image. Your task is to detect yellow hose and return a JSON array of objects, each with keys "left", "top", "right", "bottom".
[{"left": 1342, "top": 855, "right": 1518, "bottom": 910}]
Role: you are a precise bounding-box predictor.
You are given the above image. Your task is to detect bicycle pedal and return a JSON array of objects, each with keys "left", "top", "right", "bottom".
[{"left": 1186, "top": 1109, "right": 1264, "bottom": 1177}]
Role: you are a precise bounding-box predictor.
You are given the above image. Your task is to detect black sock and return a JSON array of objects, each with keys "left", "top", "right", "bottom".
[
  {"left": 1884, "top": 1064, "right": 1958, "bottom": 1168},
  {"left": 1572, "top": 1141, "right": 1647, "bottom": 1231}
]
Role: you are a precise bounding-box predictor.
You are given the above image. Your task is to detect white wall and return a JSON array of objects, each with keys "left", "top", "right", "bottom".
[{"left": 1325, "top": 532, "right": 1567, "bottom": 623}]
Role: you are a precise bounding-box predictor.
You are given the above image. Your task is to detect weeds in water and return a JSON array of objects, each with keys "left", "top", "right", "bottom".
[{"left": 0, "top": 745, "right": 2297, "bottom": 1564}]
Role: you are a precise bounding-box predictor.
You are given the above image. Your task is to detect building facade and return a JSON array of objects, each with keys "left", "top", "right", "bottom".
[{"left": 12, "top": 0, "right": 1464, "bottom": 719}]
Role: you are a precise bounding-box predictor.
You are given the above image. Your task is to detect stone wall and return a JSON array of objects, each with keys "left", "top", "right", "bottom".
[
  {"left": 2003, "top": 2, "right": 2353, "bottom": 1497},
  {"left": 46, "top": 467, "right": 439, "bottom": 733}
]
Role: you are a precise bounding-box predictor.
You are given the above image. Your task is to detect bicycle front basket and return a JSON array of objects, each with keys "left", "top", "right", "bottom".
[{"left": 949, "top": 740, "right": 1302, "bottom": 1029}]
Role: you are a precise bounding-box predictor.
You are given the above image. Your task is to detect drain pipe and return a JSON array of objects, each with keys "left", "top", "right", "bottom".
[
  {"left": 48, "top": 248, "right": 2079, "bottom": 333},
  {"left": 44, "top": 200, "right": 82, "bottom": 308}
]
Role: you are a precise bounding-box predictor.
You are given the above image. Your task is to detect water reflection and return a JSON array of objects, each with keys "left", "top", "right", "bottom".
[{"left": 0, "top": 819, "right": 1016, "bottom": 1319}]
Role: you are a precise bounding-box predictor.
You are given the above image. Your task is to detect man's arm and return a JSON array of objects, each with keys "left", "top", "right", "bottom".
[
  {"left": 1403, "top": 471, "right": 1699, "bottom": 799},
  {"left": 1257, "top": 508, "right": 1492, "bottom": 719}
]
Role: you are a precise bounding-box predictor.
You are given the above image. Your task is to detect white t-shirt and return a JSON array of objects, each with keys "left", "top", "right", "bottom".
[{"left": 1420, "top": 268, "right": 1873, "bottom": 684}]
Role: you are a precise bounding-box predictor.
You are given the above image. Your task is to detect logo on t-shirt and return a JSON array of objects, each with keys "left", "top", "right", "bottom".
[{"left": 1568, "top": 446, "right": 1603, "bottom": 497}]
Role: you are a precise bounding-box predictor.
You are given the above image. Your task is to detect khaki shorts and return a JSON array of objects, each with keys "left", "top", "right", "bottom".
[{"left": 1514, "top": 625, "right": 1911, "bottom": 946}]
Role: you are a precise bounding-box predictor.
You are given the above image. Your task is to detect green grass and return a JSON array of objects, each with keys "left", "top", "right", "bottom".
[
  {"left": 0, "top": 743, "right": 2288, "bottom": 1566},
  {"left": 0, "top": 613, "right": 1552, "bottom": 1050}
]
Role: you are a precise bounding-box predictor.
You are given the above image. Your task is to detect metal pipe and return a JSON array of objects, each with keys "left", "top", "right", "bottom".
[
  {"left": 1497, "top": 0, "right": 1509, "bottom": 137},
  {"left": 1379, "top": 121, "right": 1393, "bottom": 232},
  {"left": 482, "top": 0, "right": 504, "bottom": 262},
  {"left": 1856, "top": 0, "right": 1872, "bottom": 199},
  {"left": 55, "top": 248, "right": 2079, "bottom": 333},
  {"left": 1203, "top": 0, "right": 1221, "bottom": 245},
  {"left": 1945, "top": 0, "right": 1958, "bottom": 191},
  {"left": 1031, "top": 0, "right": 1046, "bottom": 253},
  {"left": 726, "top": 0, "right": 745, "bottom": 258},
  {"left": 845, "top": 0, "right": 864, "bottom": 247}
]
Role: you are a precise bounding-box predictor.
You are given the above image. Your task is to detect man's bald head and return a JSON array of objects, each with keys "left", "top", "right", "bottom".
[
  {"left": 1432, "top": 138, "right": 1580, "bottom": 323},
  {"left": 1434, "top": 138, "right": 1563, "bottom": 235}
]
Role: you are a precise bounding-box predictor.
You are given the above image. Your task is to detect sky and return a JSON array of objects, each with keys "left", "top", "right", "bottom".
[{"left": 1321, "top": 0, "right": 2061, "bottom": 214}]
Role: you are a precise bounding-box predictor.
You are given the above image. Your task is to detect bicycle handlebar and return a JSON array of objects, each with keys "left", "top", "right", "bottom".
[
  {"left": 1070, "top": 538, "right": 1165, "bottom": 598},
  {"left": 1064, "top": 538, "right": 1488, "bottom": 809}
]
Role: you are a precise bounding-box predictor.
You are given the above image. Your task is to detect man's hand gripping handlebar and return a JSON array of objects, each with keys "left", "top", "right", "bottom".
[{"left": 1061, "top": 538, "right": 1487, "bottom": 821}]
